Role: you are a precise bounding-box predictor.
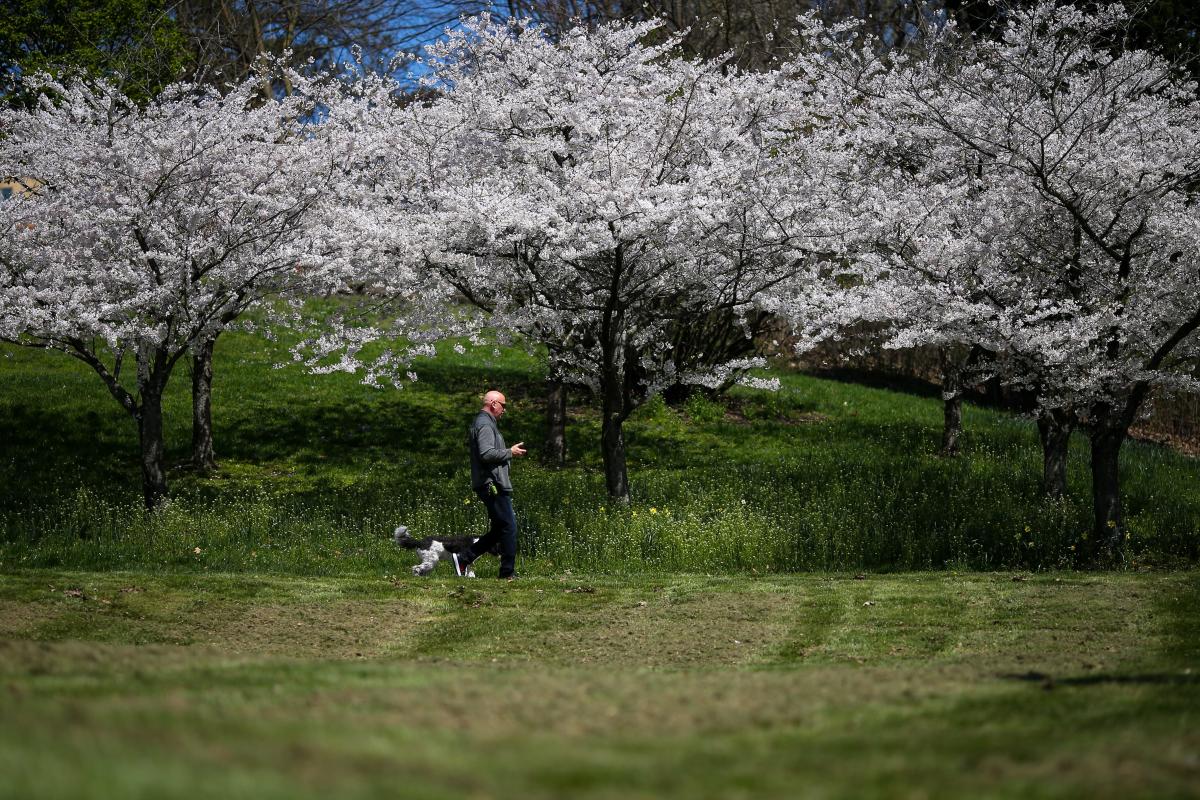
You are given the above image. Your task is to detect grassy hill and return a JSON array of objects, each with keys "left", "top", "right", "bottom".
[{"left": 2, "top": 331, "right": 1198, "bottom": 574}]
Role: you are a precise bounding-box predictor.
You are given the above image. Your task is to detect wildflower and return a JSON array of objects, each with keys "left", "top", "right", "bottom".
[
  {"left": 650, "top": 507, "right": 658, "bottom": 515},
  {"left": 193, "top": 547, "right": 202, "bottom": 554}
]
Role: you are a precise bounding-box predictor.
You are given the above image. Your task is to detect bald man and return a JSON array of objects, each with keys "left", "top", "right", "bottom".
[{"left": 455, "top": 390, "right": 526, "bottom": 579}]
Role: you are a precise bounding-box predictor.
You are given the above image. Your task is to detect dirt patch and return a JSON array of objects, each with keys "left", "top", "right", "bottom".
[
  {"left": 497, "top": 589, "right": 797, "bottom": 668},
  {"left": 1, "top": 596, "right": 437, "bottom": 665},
  {"left": 185, "top": 600, "right": 428, "bottom": 659},
  {"left": 1128, "top": 425, "right": 1200, "bottom": 457},
  {"left": 0, "top": 599, "right": 58, "bottom": 637}
]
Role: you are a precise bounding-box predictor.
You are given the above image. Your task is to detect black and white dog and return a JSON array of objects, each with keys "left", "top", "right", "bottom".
[{"left": 393, "top": 525, "right": 495, "bottom": 577}]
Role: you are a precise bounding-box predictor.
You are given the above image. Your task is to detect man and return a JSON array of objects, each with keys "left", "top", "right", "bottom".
[{"left": 455, "top": 390, "right": 526, "bottom": 579}]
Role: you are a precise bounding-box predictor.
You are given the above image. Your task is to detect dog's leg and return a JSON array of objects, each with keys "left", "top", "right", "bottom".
[{"left": 411, "top": 541, "right": 444, "bottom": 576}]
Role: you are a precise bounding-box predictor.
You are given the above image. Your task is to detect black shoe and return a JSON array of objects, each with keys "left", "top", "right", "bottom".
[{"left": 499, "top": 572, "right": 518, "bottom": 581}]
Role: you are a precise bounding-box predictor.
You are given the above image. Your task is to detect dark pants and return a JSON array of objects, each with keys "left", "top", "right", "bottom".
[{"left": 466, "top": 489, "right": 517, "bottom": 577}]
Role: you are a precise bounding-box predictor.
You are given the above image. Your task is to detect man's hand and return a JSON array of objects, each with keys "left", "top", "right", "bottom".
[{"left": 510, "top": 442, "right": 527, "bottom": 457}]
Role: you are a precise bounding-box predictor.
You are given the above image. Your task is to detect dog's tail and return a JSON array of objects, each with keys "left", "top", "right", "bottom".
[{"left": 393, "top": 525, "right": 419, "bottom": 550}]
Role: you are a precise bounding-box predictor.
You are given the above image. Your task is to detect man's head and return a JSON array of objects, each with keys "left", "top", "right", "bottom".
[{"left": 482, "top": 390, "right": 507, "bottom": 420}]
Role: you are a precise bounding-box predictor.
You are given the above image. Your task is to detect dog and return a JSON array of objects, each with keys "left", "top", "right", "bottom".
[{"left": 393, "top": 525, "right": 496, "bottom": 577}]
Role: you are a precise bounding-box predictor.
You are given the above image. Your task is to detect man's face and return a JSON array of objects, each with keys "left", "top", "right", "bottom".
[{"left": 488, "top": 394, "right": 508, "bottom": 419}]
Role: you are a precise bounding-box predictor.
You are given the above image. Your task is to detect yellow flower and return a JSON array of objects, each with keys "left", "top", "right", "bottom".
[{"left": 650, "top": 507, "right": 658, "bottom": 515}]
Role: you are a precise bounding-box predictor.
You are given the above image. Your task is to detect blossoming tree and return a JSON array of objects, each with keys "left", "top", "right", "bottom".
[
  {"left": 395, "top": 16, "right": 843, "bottom": 502},
  {"left": 0, "top": 71, "right": 345, "bottom": 507},
  {"left": 800, "top": 2, "right": 1200, "bottom": 560}
]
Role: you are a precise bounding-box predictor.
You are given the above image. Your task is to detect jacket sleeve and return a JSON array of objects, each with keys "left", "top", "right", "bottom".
[{"left": 475, "top": 422, "right": 511, "bottom": 466}]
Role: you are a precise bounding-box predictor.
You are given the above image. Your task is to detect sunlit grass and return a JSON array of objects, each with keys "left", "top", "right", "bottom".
[{"left": 0, "top": 570, "right": 1197, "bottom": 799}]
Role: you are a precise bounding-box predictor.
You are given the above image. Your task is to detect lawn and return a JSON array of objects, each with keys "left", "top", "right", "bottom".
[
  {"left": 1, "top": 331, "right": 1199, "bottom": 798},
  {"left": 1, "top": 570, "right": 1197, "bottom": 799}
]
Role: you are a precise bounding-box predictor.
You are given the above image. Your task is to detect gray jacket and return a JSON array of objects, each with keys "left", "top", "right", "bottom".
[{"left": 468, "top": 411, "right": 512, "bottom": 493}]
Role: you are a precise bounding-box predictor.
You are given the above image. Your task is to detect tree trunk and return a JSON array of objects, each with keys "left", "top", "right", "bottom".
[
  {"left": 542, "top": 377, "right": 567, "bottom": 468},
  {"left": 138, "top": 384, "right": 169, "bottom": 510},
  {"left": 601, "top": 404, "right": 630, "bottom": 504},
  {"left": 1036, "top": 408, "right": 1073, "bottom": 500},
  {"left": 600, "top": 340, "right": 631, "bottom": 503},
  {"left": 599, "top": 243, "right": 630, "bottom": 503},
  {"left": 940, "top": 351, "right": 964, "bottom": 457},
  {"left": 1087, "top": 425, "right": 1127, "bottom": 565},
  {"left": 191, "top": 335, "right": 217, "bottom": 473}
]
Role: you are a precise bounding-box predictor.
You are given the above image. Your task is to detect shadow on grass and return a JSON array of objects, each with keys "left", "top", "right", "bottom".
[
  {"left": 0, "top": 352, "right": 550, "bottom": 509},
  {"left": 1002, "top": 671, "right": 1200, "bottom": 687}
]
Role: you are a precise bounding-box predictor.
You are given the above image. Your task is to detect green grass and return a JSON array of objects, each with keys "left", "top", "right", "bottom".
[
  {"left": 3, "top": 332, "right": 1199, "bottom": 797},
  {"left": 2, "top": 331, "right": 1198, "bottom": 573},
  {"left": 0, "top": 570, "right": 1197, "bottom": 799}
]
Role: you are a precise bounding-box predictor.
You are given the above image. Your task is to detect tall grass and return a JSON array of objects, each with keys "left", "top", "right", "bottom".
[{"left": 1, "top": 333, "right": 1197, "bottom": 575}]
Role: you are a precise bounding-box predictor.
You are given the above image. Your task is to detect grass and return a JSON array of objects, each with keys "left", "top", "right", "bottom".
[
  {"left": 2, "top": 331, "right": 1199, "bottom": 797},
  {"left": 1, "top": 330, "right": 1198, "bottom": 573},
  {"left": 1, "top": 569, "right": 1197, "bottom": 799}
]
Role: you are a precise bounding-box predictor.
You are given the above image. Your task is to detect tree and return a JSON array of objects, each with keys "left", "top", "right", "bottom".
[
  {"left": 856, "top": 1, "right": 1200, "bottom": 560},
  {"left": 168, "top": 0, "right": 494, "bottom": 86},
  {"left": 162, "top": 1, "right": 495, "bottom": 470},
  {"left": 0, "top": 0, "right": 189, "bottom": 105},
  {"left": 0, "top": 70, "right": 344, "bottom": 506},
  {"left": 356, "top": 16, "right": 825, "bottom": 502},
  {"left": 506, "top": 0, "right": 938, "bottom": 66},
  {"left": 1, "top": 1, "right": 464, "bottom": 472}
]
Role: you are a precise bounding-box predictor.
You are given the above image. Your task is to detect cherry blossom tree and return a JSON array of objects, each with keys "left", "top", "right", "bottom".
[
  {"left": 0, "top": 70, "right": 346, "bottom": 507},
  {"left": 392, "top": 16, "right": 840, "bottom": 502},
  {"left": 799, "top": 2, "right": 1200, "bottom": 561}
]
